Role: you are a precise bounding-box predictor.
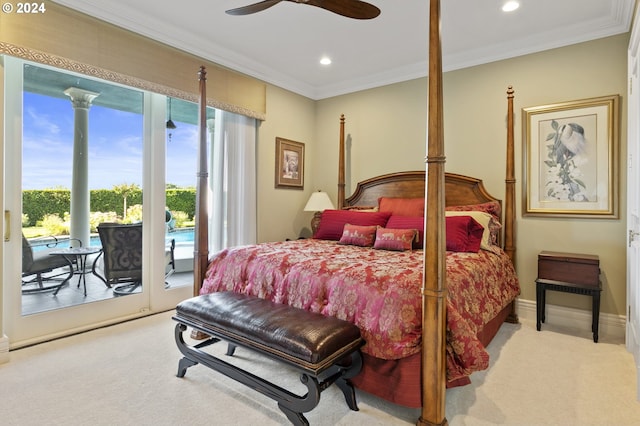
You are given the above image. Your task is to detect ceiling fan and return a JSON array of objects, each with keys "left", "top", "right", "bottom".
[{"left": 226, "top": 0, "right": 381, "bottom": 20}]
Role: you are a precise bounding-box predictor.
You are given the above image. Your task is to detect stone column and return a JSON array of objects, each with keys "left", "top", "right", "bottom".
[{"left": 64, "top": 87, "right": 99, "bottom": 248}]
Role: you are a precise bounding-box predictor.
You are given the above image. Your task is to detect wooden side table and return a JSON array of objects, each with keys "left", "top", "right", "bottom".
[{"left": 535, "top": 251, "right": 601, "bottom": 343}]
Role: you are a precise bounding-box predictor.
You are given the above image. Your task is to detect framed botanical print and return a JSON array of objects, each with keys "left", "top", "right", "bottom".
[{"left": 522, "top": 95, "right": 619, "bottom": 218}]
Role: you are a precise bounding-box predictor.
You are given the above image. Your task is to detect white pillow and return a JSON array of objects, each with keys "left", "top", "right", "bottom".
[{"left": 445, "top": 211, "right": 493, "bottom": 250}]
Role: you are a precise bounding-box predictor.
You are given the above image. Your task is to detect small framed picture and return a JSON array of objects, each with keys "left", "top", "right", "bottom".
[
  {"left": 275, "top": 137, "right": 304, "bottom": 189},
  {"left": 522, "top": 95, "right": 619, "bottom": 218}
]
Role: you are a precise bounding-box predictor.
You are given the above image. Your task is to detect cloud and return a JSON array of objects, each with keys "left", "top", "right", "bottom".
[{"left": 24, "top": 106, "right": 63, "bottom": 135}]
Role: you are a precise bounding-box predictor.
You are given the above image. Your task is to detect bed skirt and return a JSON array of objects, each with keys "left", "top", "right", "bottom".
[{"left": 351, "top": 302, "right": 513, "bottom": 408}]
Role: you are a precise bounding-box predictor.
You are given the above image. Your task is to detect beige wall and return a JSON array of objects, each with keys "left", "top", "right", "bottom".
[
  {"left": 450, "top": 35, "right": 628, "bottom": 317},
  {"left": 305, "top": 34, "right": 629, "bottom": 317},
  {"left": 257, "top": 80, "right": 430, "bottom": 242},
  {"left": 315, "top": 80, "right": 429, "bottom": 197},
  {"left": 256, "top": 85, "right": 317, "bottom": 242}
]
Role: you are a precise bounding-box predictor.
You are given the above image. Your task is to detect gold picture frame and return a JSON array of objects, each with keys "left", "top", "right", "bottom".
[
  {"left": 522, "top": 95, "right": 619, "bottom": 218},
  {"left": 275, "top": 137, "right": 304, "bottom": 189}
]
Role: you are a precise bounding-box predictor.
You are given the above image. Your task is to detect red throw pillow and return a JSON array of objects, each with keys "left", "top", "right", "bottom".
[
  {"left": 314, "top": 210, "right": 391, "bottom": 241},
  {"left": 378, "top": 197, "right": 425, "bottom": 217},
  {"left": 385, "top": 215, "right": 424, "bottom": 249},
  {"left": 373, "top": 227, "right": 417, "bottom": 251},
  {"left": 446, "top": 201, "right": 502, "bottom": 245},
  {"left": 338, "top": 224, "right": 378, "bottom": 247},
  {"left": 445, "top": 215, "right": 484, "bottom": 252}
]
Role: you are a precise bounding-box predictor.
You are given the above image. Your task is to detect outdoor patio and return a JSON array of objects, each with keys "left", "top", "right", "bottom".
[
  {"left": 21, "top": 226, "right": 196, "bottom": 315},
  {"left": 21, "top": 267, "right": 193, "bottom": 316}
]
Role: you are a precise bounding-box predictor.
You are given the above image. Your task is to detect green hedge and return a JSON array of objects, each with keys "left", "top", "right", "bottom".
[
  {"left": 22, "top": 188, "right": 196, "bottom": 226},
  {"left": 22, "top": 190, "right": 70, "bottom": 227},
  {"left": 166, "top": 189, "right": 197, "bottom": 218}
]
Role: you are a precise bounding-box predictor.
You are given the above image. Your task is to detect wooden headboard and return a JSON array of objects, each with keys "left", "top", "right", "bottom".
[{"left": 344, "top": 171, "right": 500, "bottom": 209}]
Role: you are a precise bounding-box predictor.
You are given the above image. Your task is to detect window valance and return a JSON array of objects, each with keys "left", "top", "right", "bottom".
[{"left": 0, "top": 3, "right": 266, "bottom": 120}]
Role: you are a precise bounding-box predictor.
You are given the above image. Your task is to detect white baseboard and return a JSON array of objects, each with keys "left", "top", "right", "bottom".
[
  {"left": 517, "top": 298, "right": 626, "bottom": 340},
  {"left": 0, "top": 335, "right": 9, "bottom": 364}
]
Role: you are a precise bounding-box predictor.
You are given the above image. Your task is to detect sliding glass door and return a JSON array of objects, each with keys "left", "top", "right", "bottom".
[{"left": 2, "top": 57, "right": 193, "bottom": 348}]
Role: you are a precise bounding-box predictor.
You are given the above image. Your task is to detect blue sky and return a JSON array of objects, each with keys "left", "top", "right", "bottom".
[{"left": 22, "top": 92, "right": 199, "bottom": 190}]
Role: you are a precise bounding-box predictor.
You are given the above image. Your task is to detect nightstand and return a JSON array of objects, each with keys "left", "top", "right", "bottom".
[{"left": 536, "top": 251, "right": 601, "bottom": 342}]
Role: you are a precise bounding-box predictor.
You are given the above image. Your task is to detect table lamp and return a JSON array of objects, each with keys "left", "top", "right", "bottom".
[{"left": 304, "top": 191, "right": 335, "bottom": 233}]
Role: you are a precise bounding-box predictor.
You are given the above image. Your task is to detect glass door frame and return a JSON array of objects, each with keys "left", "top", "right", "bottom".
[
  {"left": 2, "top": 57, "right": 192, "bottom": 349},
  {"left": 144, "top": 92, "right": 193, "bottom": 312}
]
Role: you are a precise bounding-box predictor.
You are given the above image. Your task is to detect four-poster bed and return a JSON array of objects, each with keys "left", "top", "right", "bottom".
[{"left": 189, "top": 1, "right": 518, "bottom": 424}]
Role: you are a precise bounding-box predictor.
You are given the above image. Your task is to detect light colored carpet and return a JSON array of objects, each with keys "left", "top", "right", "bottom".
[{"left": 1, "top": 311, "right": 638, "bottom": 425}]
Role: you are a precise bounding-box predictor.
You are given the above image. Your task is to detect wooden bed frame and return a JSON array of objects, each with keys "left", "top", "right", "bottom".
[{"left": 191, "top": 1, "right": 516, "bottom": 424}]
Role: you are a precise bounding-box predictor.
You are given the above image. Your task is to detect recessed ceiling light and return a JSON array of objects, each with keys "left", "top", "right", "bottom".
[
  {"left": 320, "top": 57, "right": 332, "bottom": 66},
  {"left": 502, "top": 1, "right": 519, "bottom": 12}
]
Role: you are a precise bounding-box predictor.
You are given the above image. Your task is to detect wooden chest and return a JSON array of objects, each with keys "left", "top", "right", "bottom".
[{"left": 537, "top": 251, "right": 600, "bottom": 287}]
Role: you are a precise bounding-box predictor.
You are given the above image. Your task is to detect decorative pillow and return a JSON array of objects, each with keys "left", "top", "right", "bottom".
[
  {"left": 314, "top": 210, "right": 391, "bottom": 241},
  {"left": 446, "top": 201, "right": 502, "bottom": 244},
  {"left": 445, "top": 215, "right": 484, "bottom": 252},
  {"left": 445, "top": 211, "right": 494, "bottom": 250},
  {"left": 378, "top": 197, "right": 425, "bottom": 217},
  {"left": 373, "top": 227, "right": 417, "bottom": 251},
  {"left": 386, "top": 215, "right": 424, "bottom": 249},
  {"left": 338, "top": 224, "right": 378, "bottom": 247}
]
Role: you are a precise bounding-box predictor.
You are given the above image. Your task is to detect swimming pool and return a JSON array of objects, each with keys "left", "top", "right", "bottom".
[
  {"left": 29, "top": 227, "right": 195, "bottom": 251},
  {"left": 168, "top": 228, "right": 195, "bottom": 244}
]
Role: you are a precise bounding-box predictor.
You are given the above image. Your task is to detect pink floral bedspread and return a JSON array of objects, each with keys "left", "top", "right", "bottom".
[{"left": 200, "top": 239, "right": 520, "bottom": 381}]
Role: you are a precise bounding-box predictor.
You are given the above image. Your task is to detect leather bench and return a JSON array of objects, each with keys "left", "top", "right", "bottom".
[{"left": 172, "top": 291, "right": 365, "bottom": 426}]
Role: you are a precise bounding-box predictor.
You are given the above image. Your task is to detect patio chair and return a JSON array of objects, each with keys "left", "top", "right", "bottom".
[
  {"left": 95, "top": 222, "right": 176, "bottom": 295},
  {"left": 22, "top": 234, "right": 75, "bottom": 295},
  {"left": 96, "top": 222, "right": 143, "bottom": 296},
  {"left": 165, "top": 237, "right": 176, "bottom": 288}
]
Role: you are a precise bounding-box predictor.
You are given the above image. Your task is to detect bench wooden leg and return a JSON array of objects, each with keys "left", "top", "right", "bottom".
[
  {"left": 174, "top": 321, "right": 362, "bottom": 425},
  {"left": 225, "top": 341, "right": 361, "bottom": 421},
  {"left": 226, "top": 343, "right": 236, "bottom": 356},
  {"left": 333, "top": 350, "right": 362, "bottom": 411},
  {"left": 279, "top": 403, "right": 310, "bottom": 426},
  {"left": 177, "top": 356, "right": 198, "bottom": 377},
  {"left": 222, "top": 340, "right": 359, "bottom": 407}
]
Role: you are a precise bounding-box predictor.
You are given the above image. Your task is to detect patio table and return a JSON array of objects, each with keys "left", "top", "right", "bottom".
[{"left": 49, "top": 246, "right": 103, "bottom": 296}]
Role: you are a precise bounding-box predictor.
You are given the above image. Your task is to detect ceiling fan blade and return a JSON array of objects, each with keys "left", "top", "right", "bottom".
[
  {"left": 305, "top": 0, "right": 380, "bottom": 20},
  {"left": 226, "top": 0, "right": 283, "bottom": 16}
]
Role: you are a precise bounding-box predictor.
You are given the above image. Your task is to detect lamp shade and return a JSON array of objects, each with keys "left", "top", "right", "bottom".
[{"left": 304, "top": 191, "right": 335, "bottom": 212}]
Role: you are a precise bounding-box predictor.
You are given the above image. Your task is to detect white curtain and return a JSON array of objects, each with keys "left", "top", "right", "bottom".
[{"left": 208, "top": 109, "right": 257, "bottom": 253}]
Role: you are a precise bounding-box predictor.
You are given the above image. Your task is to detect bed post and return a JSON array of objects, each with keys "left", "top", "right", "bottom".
[
  {"left": 193, "top": 66, "right": 209, "bottom": 296},
  {"left": 504, "top": 87, "right": 519, "bottom": 323},
  {"left": 418, "top": 0, "right": 448, "bottom": 425},
  {"left": 504, "top": 86, "right": 516, "bottom": 266},
  {"left": 338, "top": 114, "right": 346, "bottom": 209}
]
